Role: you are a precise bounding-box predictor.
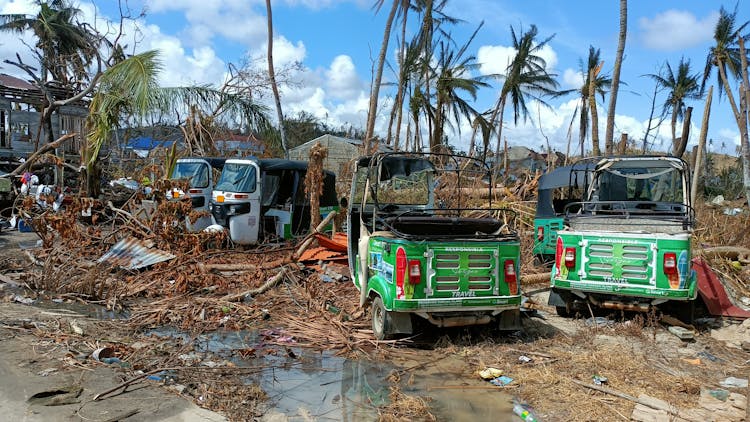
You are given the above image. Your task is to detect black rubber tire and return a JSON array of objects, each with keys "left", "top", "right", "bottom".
[
  {"left": 371, "top": 296, "right": 391, "bottom": 340},
  {"left": 556, "top": 305, "right": 571, "bottom": 318}
]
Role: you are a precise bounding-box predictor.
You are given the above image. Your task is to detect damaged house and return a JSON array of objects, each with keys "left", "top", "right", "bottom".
[{"left": 0, "top": 73, "right": 88, "bottom": 158}]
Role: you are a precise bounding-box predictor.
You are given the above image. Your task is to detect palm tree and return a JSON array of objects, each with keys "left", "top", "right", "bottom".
[
  {"left": 605, "top": 0, "right": 627, "bottom": 154},
  {"left": 430, "top": 26, "right": 490, "bottom": 153},
  {"left": 386, "top": 35, "right": 421, "bottom": 150},
  {"left": 0, "top": 0, "right": 95, "bottom": 85},
  {"left": 646, "top": 58, "right": 702, "bottom": 156},
  {"left": 365, "top": 0, "right": 407, "bottom": 154},
  {"left": 556, "top": 46, "right": 611, "bottom": 157},
  {"left": 702, "top": 4, "right": 750, "bottom": 207},
  {"left": 490, "top": 24, "right": 558, "bottom": 171},
  {"left": 83, "top": 51, "right": 271, "bottom": 197},
  {"left": 265, "top": 0, "right": 288, "bottom": 158}
]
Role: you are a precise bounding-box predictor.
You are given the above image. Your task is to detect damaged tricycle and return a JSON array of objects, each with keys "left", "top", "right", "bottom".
[{"left": 347, "top": 152, "right": 522, "bottom": 340}]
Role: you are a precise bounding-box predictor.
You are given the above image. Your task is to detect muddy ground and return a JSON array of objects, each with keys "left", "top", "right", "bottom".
[{"left": 2, "top": 229, "right": 750, "bottom": 421}]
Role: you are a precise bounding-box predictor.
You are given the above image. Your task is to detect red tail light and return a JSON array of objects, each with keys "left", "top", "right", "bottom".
[
  {"left": 408, "top": 260, "right": 421, "bottom": 285},
  {"left": 395, "top": 247, "right": 407, "bottom": 298},
  {"left": 564, "top": 247, "right": 576, "bottom": 268},
  {"left": 188, "top": 189, "right": 202, "bottom": 194},
  {"left": 663, "top": 252, "right": 677, "bottom": 275},
  {"left": 504, "top": 259, "right": 518, "bottom": 295},
  {"left": 537, "top": 226, "right": 544, "bottom": 241}
]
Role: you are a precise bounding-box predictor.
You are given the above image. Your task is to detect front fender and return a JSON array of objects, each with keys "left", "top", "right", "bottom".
[{"left": 366, "top": 274, "right": 394, "bottom": 310}]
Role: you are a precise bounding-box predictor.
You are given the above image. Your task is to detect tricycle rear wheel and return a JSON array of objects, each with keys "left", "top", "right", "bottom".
[{"left": 371, "top": 296, "right": 392, "bottom": 340}]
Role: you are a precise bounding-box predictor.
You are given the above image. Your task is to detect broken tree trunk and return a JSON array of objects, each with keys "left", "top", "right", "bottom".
[
  {"left": 9, "top": 133, "right": 76, "bottom": 177},
  {"left": 221, "top": 267, "right": 288, "bottom": 302},
  {"left": 293, "top": 211, "right": 337, "bottom": 260},
  {"left": 691, "top": 86, "right": 712, "bottom": 205}
]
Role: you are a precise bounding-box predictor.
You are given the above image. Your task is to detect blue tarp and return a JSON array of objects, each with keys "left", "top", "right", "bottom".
[{"left": 125, "top": 137, "right": 176, "bottom": 150}]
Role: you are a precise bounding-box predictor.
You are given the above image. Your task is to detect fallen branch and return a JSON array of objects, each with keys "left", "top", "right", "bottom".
[
  {"left": 198, "top": 257, "right": 292, "bottom": 273},
  {"left": 293, "top": 211, "right": 337, "bottom": 260},
  {"left": 9, "top": 133, "right": 76, "bottom": 177},
  {"left": 522, "top": 272, "right": 551, "bottom": 285},
  {"left": 93, "top": 367, "right": 178, "bottom": 401},
  {"left": 571, "top": 379, "right": 681, "bottom": 416},
  {"left": 106, "top": 201, "right": 152, "bottom": 234},
  {"left": 221, "top": 267, "right": 289, "bottom": 302}
]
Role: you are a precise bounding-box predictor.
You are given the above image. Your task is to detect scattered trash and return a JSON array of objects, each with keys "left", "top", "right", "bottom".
[
  {"left": 720, "top": 377, "right": 749, "bottom": 388},
  {"left": 724, "top": 207, "right": 743, "bottom": 216},
  {"left": 101, "top": 357, "right": 122, "bottom": 365},
  {"left": 320, "top": 274, "right": 334, "bottom": 283},
  {"left": 91, "top": 347, "right": 115, "bottom": 362},
  {"left": 479, "top": 367, "right": 504, "bottom": 380},
  {"left": 512, "top": 400, "right": 538, "bottom": 421},
  {"left": 489, "top": 375, "right": 514, "bottom": 386},
  {"left": 696, "top": 351, "right": 721, "bottom": 362},
  {"left": 325, "top": 300, "right": 341, "bottom": 315},
  {"left": 592, "top": 375, "right": 608, "bottom": 385},
  {"left": 69, "top": 320, "right": 84, "bottom": 335},
  {"left": 518, "top": 355, "right": 532, "bottom": 364},
  {"left": 681, "top": 358, "right": 701, "bottom": 365},
  {"left": 711, "top": 195, "right": 725, "bottom": 206},
  {"left": 667, "top": 326, "right": 694, "bottom": 340},
  {"left": 12, "top": 294, "right": 34, "bottom": 305},
  {"left": 584, "top": 316, "right": 613, "bottom": 327},
  {"left": 708, "top": 389, "right": 730, "bottom": 401}
]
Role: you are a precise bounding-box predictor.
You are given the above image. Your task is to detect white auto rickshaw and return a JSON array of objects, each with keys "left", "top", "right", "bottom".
[
  {"left": 209, "top": 158, "right": 338, "bottom": 245},
  {"left": 168, "top": 157, "right": 226, "bottom": 232}
]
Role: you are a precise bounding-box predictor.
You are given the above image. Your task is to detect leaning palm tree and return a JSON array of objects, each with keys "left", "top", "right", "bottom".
[
  {"left": 265, "top": 0, "right": 288, "bottom": 158},
  {"left": 604, "top": 0, "right": 627, "bottom": 154},
  {"left": 702, "top": 4, "right": 750, "bottom": 207},
  {"left": 0, "top": 0, "right": 95, "bottom": 85},
  {"left": 430, "top": 26, "right": 490, "bottom": 153},
  {"left": 365, "top": 0, "right": 411, "bottom": 154},
  {"left": 555, "top": 46, "right": 611, "bottom": 157},
  {"left": 646, "top": 58, "right": 702, "bottom": 157},
  {"left": 489, "top": 24, "right": 558, "bottom": 172}
]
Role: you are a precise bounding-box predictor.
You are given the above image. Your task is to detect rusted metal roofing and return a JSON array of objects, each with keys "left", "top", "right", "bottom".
[
  {"left": 98, "top": 237, "right": 175, "bottom": 270},
  {"left": 0, "top": 73, "right": 35, "bottom": 90},
  {"left": 299, "top": 246, "right": 346, "bottom": 263}
]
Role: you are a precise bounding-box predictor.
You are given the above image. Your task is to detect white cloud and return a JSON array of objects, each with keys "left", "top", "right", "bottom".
[
  {"left": 325, "top": 55, "right": 364, "bottom": 101},
  {"left": 639, "top": 10, "right": 718, "bottom": 51},
  {"left": 146, "top": 0, "right": 268, "bottom": 47},
  {"left": 267, "top": 36, "right": 306, "bottom": 67},
  {"left": 136, "top": 23, "right": 227, "bottom": 86},
  {"left": 477, "top": 43, "right": 558, "bottom": 77},
  {"left": 563, "top": 68, "right": 582, "bottom": 89}
]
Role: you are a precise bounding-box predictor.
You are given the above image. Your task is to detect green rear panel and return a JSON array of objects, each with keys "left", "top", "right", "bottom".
[
  {"left": 551, "top": 231, "right": 695, "bottom": 300},
  {"left": 533, "top": 217, "right": 564, "bottom": 256},
  {"left": 365, "top": 237, "right": 521, "bottom": 312}
]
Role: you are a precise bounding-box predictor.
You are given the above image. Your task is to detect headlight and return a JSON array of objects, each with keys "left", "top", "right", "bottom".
[{"left": 226, "top": 203, "right": 251, "bottom": 215}]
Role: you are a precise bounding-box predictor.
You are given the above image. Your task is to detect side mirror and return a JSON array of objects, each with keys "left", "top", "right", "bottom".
[{"left": 339, "top": 196, "right": 348, "bottom": 209}]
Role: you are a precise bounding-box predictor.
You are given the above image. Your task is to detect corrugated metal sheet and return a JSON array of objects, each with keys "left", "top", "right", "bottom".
[{"left": 98, "top": 237, "right": 175, "bottom": 270}]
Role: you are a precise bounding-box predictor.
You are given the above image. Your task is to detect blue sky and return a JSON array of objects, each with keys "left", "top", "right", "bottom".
[{"left": 1, "top": 0, "right": 748, "bottom": 155}]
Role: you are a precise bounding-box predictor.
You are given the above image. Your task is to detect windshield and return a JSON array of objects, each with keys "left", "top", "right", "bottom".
[
  {"left": 593, "top": 166, "right": 684, "bottom": 203},
  {"left": 376, "top": 157, "right": 434, "bottom": 205},
  {"left": 215, "top": 163, "right": 257, "bottom": 193},
  {"left": 171, "top": 162, "right": 209, "bottom": 188}
]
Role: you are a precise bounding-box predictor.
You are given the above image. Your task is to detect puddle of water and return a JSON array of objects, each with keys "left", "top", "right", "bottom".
[
  {"left": 399, "top": 355, "right": 516, "bottom": 421},
  {"left": 148, "top": 328, "right": 520, "bottom": 421},
  {"left": 148, "top": 328, "right": 390, "bottom": 421}
]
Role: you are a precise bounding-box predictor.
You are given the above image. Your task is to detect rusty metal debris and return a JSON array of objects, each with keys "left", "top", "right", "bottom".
[{"left": 97, "top": 237, "right": 176, "bottom": 270}]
